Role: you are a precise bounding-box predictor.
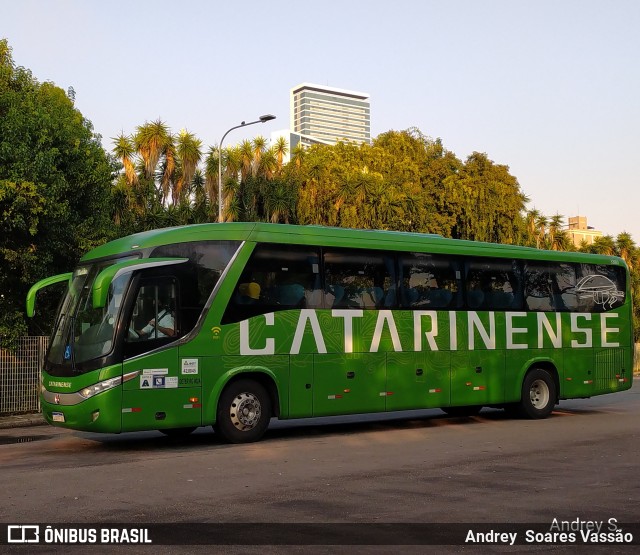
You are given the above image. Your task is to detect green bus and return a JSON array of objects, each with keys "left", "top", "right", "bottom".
[{"left": 28, "top": 223, "right": 633, "bottom": 443}]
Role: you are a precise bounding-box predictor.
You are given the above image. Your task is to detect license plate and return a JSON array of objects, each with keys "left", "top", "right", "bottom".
[{"left": 52, "top": 412, "right": 65, "bottom": 423}]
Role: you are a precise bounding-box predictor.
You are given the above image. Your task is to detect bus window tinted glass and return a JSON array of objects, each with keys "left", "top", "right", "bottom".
[
  {"left": 152, "top": 241, "right": 240, "bottom": 306},
  {"left": 223, "top": 244, "right": 321, "bottom": 323},
  {"left": 525, "top": 262, "right": 576, "bottom": 311},
  {"left": 465, "top": 259, "right": 522, "bottom": 310},
  {"left": 398, "top": 253, "right": 461, "bottom": 309},
  {"left": 324, "top": 249, "right": 395, "bottom": 309},
  {"left": 575, "top": 264, "right": 626, "bottom": 312}
]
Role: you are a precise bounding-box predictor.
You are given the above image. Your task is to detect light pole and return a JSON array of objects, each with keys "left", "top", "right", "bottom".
[{"left": 218, "top": 114, "right": 276, "bottom": 222}]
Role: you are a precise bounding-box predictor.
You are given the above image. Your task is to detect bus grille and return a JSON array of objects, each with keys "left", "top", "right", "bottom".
[{"left": 594, "top": 348, "right": 625, "bottom": 394}]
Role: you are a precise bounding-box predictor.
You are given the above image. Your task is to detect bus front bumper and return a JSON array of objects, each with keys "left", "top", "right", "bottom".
[{"left": 40, "top": 386, "right": 122, "bottom": 433}]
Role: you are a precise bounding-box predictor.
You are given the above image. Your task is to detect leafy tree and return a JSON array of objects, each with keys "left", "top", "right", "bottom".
[{"left": 0, "top": 39, "right": 113, "bottom": 344}]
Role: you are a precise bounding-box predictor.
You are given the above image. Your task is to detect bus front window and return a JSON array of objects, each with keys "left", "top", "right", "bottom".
[{"left": 47, "top": 263, "right": 132, "bottom": 375}]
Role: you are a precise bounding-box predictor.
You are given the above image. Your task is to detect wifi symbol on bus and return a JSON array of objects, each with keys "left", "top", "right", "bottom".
[{"left": 211, "top": 326, "right": 222, "bottom": 339}]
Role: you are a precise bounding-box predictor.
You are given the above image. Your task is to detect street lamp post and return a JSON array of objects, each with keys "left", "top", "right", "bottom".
[{"left": 218, "top": 114, "right": 276, "bottom": 222}]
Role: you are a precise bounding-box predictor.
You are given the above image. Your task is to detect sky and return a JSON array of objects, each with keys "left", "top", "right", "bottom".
[{"left": 2, "top": 0, "right": 639, "bottom": 241}]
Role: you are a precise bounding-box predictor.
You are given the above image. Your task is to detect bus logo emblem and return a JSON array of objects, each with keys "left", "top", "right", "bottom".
[{"left": 54, "top": 394, "right": 60, "bottom": 405}]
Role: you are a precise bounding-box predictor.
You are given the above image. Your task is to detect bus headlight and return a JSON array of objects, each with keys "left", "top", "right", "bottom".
[{"left": 79, "top": 376, "right": 122, "bottom": 399}]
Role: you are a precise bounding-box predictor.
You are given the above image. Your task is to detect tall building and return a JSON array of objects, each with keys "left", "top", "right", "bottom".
[
  {"left": 567, "top": 216, "right": 603, "bottom": 247},
  {"left": 290, "top": 83, "right": 371, "bottom": 145}
]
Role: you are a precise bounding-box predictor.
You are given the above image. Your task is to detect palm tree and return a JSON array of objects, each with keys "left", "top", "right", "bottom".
[
  {"left": 134, "top": 119, "right": 171, "bottom": 179},
  {"left": 175, "top": 129, "right": 202, "bottom": 200},
  {"left": 591, "top": 235, "right": 616, "bottom": 256},
  {"left": 548, "top": 214, "right": 565, "bottom": 251},
  {"left": 239, "top": 140, "right": 254, "bottom": 181},
  {"left": 253, "top": 136, "right": 267, "bottom": 169},
  {"left": 111, "top": 176, "right": 133, "bottom": 227},
  {"left": 204, "top": 146, "right": 220, "bottom": 206},
  {"left": 257, "top": 147, "right": 277, "bottom": 180},
  {"left": 291, "top": 143, "right": 305, "bottom": 171},
  {"left": 112, "top": 133, "right": 138, "bottom": 187},
  {"left": 160, "top": 135, "right": 176, "bottom": 204},
  {"left": 524, "top": 208, "right": 540, "bottom": 247},
  {"left": 222, "top": 147, "right": 243, "bottom": 221},
  {"left": 264, "top": 180, "right": 295, "bottom": 223},
  {"left": 615, "top": 232, "right": 636, "bottom": 270},
  {"left": 273, "top": 136, "right": 289, "bottom": 173},
  {"left": 535, "top": 214, "right": 548, "bottom": 249}
]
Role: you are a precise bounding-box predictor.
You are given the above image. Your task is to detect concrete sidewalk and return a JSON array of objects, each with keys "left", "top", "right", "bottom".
[{"left": 0, "top": 412, "right": 46, "bottom": 430}]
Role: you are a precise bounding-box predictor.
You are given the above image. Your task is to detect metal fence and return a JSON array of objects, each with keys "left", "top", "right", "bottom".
[
  {"left": 0, "top": 336, "right": 639, "bottom": 417},
  {"left": 0, "top": 336, "right": 48, "bottom": 416}
]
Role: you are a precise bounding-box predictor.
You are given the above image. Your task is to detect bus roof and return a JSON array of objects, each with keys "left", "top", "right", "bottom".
[{"left": 81, "top": 222, "right": 626, "bottom": 268}]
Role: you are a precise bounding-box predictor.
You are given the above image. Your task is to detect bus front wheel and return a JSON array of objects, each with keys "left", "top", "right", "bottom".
[
  {"left": 215, "top": 379, "right": 271, "bottom": 443},
  {"left": 518, "top": 368, "right": 556, "bottom": 419}
]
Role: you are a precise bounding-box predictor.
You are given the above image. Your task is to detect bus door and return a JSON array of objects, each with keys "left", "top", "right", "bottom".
[{"left": 121, "top": 277, "right": 202, "bottom": 431}]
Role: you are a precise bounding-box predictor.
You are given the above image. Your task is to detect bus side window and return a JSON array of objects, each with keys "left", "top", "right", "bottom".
[
  {"left": 124, "top": 279, "right": 178, "bottom": 358},
  {"left": 465, "top": 258, "right": 522, "bottom": 311},
  {"left": 398, "top": 252, "right": 461, "bottom": 309},
  {"left": 222, "top": 244, "right": 322, "bottom": 324},
  {"left": 151, "top": 240, "right": 242, "bottom": 336},
  {"left": 575, "top": 263, "right": 626, "bottom": 312},
  {"left": 525, "top": 262, "right": 576, "bottom": 312},
  {"left": 323, "top": 248, "right": 394, "bottom": 309}
]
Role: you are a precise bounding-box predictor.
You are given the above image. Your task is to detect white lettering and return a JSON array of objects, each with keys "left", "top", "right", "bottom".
[
  {"left": 506, "top": 312, "right": 528, "bottom": 349},
  {"left": 370, "top": 310, "right": 403, "bottom": 352},
  {"left": 236, "top": 309, "right": 625, "bottom": 356},
  {"left": 449, "top": 311, "right": 457, "bottom": 350},
  {"left": 332, "top": 309, "right": 364, "bottom": 353},
  {"left": 537, "top": 313, "right": 562, "bottom": 348},
  {"left": 413, "top": 311, "right": 438, "bottom": 351},
  {"left": 465, "top": 529, "right": 517, "bottom": 545},
  {"left": 240, "top": 313, "right": 275, "bottom": 355},
  {"left": 290, "top": 309, "right": 327, "bottom": 354},
  {"left": 468, "top": 311, "right": 495, "bottom": 350},
  {"left": 601, "top": 313, "right": 620, "bottom": 348},
  {"left": 570, "top": 313, "right": 592, "bottom": 348}
]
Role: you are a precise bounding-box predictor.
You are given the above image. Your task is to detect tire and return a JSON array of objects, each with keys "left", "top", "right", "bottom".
[
  {"left": 441, "top": 405, "right": 483, "bottom": 417},
  {"left": 518, "top": 368, "right": 556, "bottom": 419},
  {"left": 215, "top": 379, "right": 271, "bottom": 443},
  {"left": 159, "top": 427, "right": 196, "bottom": 437}
]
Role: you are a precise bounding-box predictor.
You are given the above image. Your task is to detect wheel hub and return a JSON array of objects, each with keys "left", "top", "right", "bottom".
[
  {"left": 529, "top": 379, "right": 550, "bottom": 409},
  {"left": 230, "top": 392, "right": 262, "bottom": 431}
]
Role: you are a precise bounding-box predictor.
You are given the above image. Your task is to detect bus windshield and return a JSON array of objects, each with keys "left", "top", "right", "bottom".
[{"left": 48, "top": 259, "right": 133, "bottom": 375}]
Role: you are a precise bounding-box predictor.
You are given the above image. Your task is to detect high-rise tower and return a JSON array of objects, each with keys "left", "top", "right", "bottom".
[{"left": 290, "top": 83, "right": 370, "bottom": 145}]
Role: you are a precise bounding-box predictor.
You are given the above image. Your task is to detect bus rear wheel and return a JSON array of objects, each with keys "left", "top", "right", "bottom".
[
  {"left": 518, "top": 368, "right": 556, "bottom": 419},
  {"left": 215, "top": 379, "right": 271, "bottom": 443}
]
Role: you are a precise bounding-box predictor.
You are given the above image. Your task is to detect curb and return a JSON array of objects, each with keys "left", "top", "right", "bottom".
[{"left": 0, "top": 413, "right": 46, "bottom": 430}]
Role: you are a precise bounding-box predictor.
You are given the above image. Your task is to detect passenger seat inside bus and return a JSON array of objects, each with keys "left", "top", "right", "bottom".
[
  {"left": 326, "top": 284, "right": 344, "bottom": 307},
  {"left": 467, "top": 290, "right": 484, "bottom": 309},
  {"left": 360, "top": 287, "right": 384, "bottom": 308},
  {"left": 274, "top": 284, "right": 305, "bottom": 307}
]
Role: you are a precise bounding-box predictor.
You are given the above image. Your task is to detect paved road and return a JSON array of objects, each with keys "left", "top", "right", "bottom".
[{"left": 1, "top": 385, "right": 639, "bottom": 553}]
